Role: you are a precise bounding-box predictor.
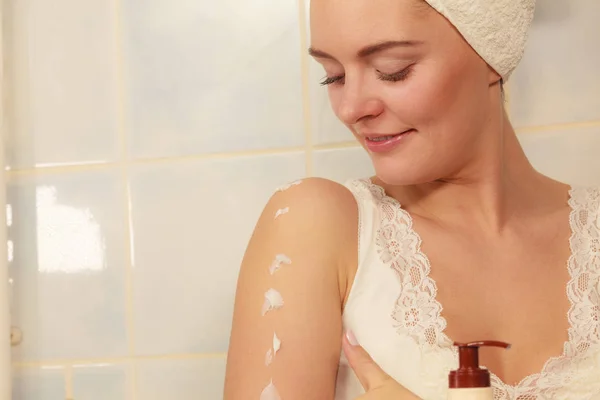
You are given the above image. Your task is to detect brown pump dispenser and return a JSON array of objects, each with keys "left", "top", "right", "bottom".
[{"left": 449, "top": 341, "right": 511, "bottom": 389}]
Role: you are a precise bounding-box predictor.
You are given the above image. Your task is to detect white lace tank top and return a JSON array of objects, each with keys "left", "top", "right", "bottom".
[{"left": 335, "top": 178, "right": 600, "bottom": 400}]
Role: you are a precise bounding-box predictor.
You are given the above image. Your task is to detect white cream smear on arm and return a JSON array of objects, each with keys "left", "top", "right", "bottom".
[
  {"left": 269, "top": 254, "right": 292, "bottom": 275},
  {"left": 261, "top": 191, "right": 296, "bottom": 399},
  {"left": 274, "top": 207, "right": 290, "bottom": 219},
  {"left": 265, "top": 348, "right": 274, "bottom": 366},
  {"left": 275, "top": 179, "right": 303, "bottom": 193},
  {"left": 261, "top": 289, "right": 284, "bottom": 316},
  {"left": 260, "top": 380, "right": 281, "bottom": 400},
  {"left": 265, "top": 332, "right": 281, "bottom": 366},
  {"left": 273, "top": 332, "right": 281, "bottom": 354}
]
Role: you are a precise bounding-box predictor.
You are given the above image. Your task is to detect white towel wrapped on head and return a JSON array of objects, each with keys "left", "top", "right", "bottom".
[{"left": 424, "top": 0, "right": 536, "bottom": 79}]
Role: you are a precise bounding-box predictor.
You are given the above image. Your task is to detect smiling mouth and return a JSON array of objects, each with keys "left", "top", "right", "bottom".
[{"left": 365, "top": 129, "right": 414, "bottom": 142}]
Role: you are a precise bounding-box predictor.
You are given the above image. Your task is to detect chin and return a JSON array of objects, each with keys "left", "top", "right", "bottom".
[{"left": 370, "top": 156, "right": 439, "bottom": 187}]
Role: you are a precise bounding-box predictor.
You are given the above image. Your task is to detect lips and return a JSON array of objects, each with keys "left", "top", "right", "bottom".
[
  {"left": 362, "top": 129, "right": 415, "bottom": 153},
  {"left": 364, "top": 129, "right": 414, "bottom": 142},
  {"left": 368, "top": 134, "right": 400, "bottom": 142}
]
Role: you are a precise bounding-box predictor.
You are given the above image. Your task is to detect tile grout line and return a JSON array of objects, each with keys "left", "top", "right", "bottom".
[
  {"left": 313, "top": 141, "right": 360, "bottom": 150},
  {"left": 298, "top": 0, "right": 314, "bottom": 177},
  {"left": 64, "top": 365, "right": 74, "bottom": 399},
  {"left": 0, "top": 1, "right": 13, "bottom": 397},
  {"left": 7, "top": 116, "right": 598, "bottom": 177},
  {"left": 4, "top": 146, "right": 309, "bottom": 176},
  {"left": 12, "top": 353, "right": 228, "bottom": 369},
  {"left": 112, "top": 0, "right": 139, "bottom": 399},
  {"left": 516, "top": 119, "right": 600, "bottom": 134},
  {"left": 4, "top": 0, "right": 33, "bottom": 172},
  {"left": 124, "top": 183, "right": 139, "bottom": 400}
]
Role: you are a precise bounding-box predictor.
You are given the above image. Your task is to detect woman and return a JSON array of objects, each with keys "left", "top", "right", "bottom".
[{"left": 224, "top": 0, "right": 600, "bottom": 398}]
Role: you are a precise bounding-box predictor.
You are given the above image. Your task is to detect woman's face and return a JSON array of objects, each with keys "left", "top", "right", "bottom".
[{"left": 310, "top": 0, "right": 502, "bottom": 185}]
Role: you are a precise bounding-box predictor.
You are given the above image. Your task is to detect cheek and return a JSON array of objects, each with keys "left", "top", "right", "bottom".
[
  {"left": 383, "top": 64, "right": 486, "bottom": 132},
  {"left": 380, "top": 77, "right": 447, "bottom": 127}
]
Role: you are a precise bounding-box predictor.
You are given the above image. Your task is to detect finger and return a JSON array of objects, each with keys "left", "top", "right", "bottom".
[{"left": 342, "top": 331, "right": 391, "bottom": 392}]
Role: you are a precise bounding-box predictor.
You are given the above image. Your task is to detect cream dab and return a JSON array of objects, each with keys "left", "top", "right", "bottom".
[
  {"left": 273, "top": 332, "right": 281, "bottom": 354},
  {"left": 269, "top": 254, "right": 292, "bottom": 275},
  {"left": 260, "top": 380, "right": 281, "bottom": 400},
  {"left": 265, "top": 348, "right": 274, "bottom": 366},
  {"left": 275, "top": 179, "right": 303, "bottom": 193},
  {"left": 274, "top": 207, "right": 289, "bottom": 219},
  {"left": 261, "top": 289, "right": 284, "bottom": 316},
  {"left": 266, "top": 332, "right": 282, "bottom": 366}
]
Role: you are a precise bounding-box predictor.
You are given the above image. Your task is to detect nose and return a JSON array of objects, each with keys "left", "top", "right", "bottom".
[{"left": 335, "top": 81, "right": 384, "bottom": 126}]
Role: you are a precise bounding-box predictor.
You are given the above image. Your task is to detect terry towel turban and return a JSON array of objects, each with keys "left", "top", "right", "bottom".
[{"left": 423, "top": 0, "right": 536, "bottom": 79}]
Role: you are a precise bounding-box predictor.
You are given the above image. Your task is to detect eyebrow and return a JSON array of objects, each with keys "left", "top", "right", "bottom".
[{"left": 308, "top": 40, "right": 423, "bottom": 60}]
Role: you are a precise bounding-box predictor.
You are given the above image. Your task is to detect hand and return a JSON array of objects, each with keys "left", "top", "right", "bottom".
[{"left": 343, "top": 331, "right": 421, "bottom": 400}]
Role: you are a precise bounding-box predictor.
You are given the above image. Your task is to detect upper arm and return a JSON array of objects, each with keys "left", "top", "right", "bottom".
[{"left": 224, "top": 178, "right": 358, "bottom": 399}]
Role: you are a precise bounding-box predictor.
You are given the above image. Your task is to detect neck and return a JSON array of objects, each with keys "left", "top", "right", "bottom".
[{"left": 390, "top": 111, "right": 558, "bottom": 233}]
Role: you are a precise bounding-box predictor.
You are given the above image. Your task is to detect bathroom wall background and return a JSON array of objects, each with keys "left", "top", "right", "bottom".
[
  {"left": 2, "top": 0, "right": 599, "bottom": 399},
  {"left": 0, "top": 0, "right": 12, "bottom": 397}
]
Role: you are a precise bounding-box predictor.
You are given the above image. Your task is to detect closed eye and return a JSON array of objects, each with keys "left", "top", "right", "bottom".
[
  {"left": 320, "top": 75, "right": 344, "bottom": 86},
  {"left": 377, "top": 65, "right": 414, "bottom": 82},
  {"left": 320, "top": 65, "right": 414, "bottom": 86}
]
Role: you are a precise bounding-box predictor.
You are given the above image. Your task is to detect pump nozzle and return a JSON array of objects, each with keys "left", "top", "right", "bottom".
[{"left": 449, "top": 341, "right": 511, "bottom": 389}]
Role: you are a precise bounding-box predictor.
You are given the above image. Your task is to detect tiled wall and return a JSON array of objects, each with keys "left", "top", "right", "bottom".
[{"left": 3, "top": 0, "right": 599, "bottom": 399}]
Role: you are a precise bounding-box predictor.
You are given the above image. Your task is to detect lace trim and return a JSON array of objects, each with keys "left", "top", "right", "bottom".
[
  {"left": 345, "top": 179, "right": 373, "bottom": 273},
  {"left": 359, "top": 178, "right": 600, "bottom": 399}
]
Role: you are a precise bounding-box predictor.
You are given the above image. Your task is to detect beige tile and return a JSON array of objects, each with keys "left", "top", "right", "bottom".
[
  {"left": 4, "top": 0, "right": 120, "bottom": 168},
  {"left": 313, "top": 147, "right": 374, "bottom": 183},
  {"left": 12, "top": 367, "right": 66, "bottom": 399},
  {"left": 136, "top": 357, "right": 225, "bottom": 400},
  {"left": 8, "top": 170, "right": 129, "bottom": 362},
  {"left": 518, "top": 125, "right": 600, "bottom": 186},
  {"left": 129, "top": 153, "right": 305, "bottom": 355},
  {"left": 121, "top": 0, "right": 305, "bottom": 158},
  {"left": 73, "top": 363, "right": 134, "bottom": 400},
  {"left": 509, "top": 0, "right": 600, "bottom": 127}
]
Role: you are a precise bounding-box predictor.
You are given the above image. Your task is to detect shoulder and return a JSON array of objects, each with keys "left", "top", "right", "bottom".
[
  {"left": 264, "top": 177, "right": 360, "bottom": 233},
  {"left": 269, "top": 177, "right": 381, "bottom": 217},
  {"left": 254, "top": 178, "right": 363, "bottom": 292},
  {"left": 247, "top": 177, "right": 362, "bottom": 260},
  {"left": 271, "top": 177, "right": 359, "bottom": 206}
]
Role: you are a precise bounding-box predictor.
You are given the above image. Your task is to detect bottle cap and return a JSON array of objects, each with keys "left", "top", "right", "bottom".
[{"left": 449, "top": 341, "right": 511, "bottom": 388}]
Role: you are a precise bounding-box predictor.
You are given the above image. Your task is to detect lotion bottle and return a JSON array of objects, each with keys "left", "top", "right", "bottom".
[{"left": 447, "top": 341, "right": 511, "bottom": 400}]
